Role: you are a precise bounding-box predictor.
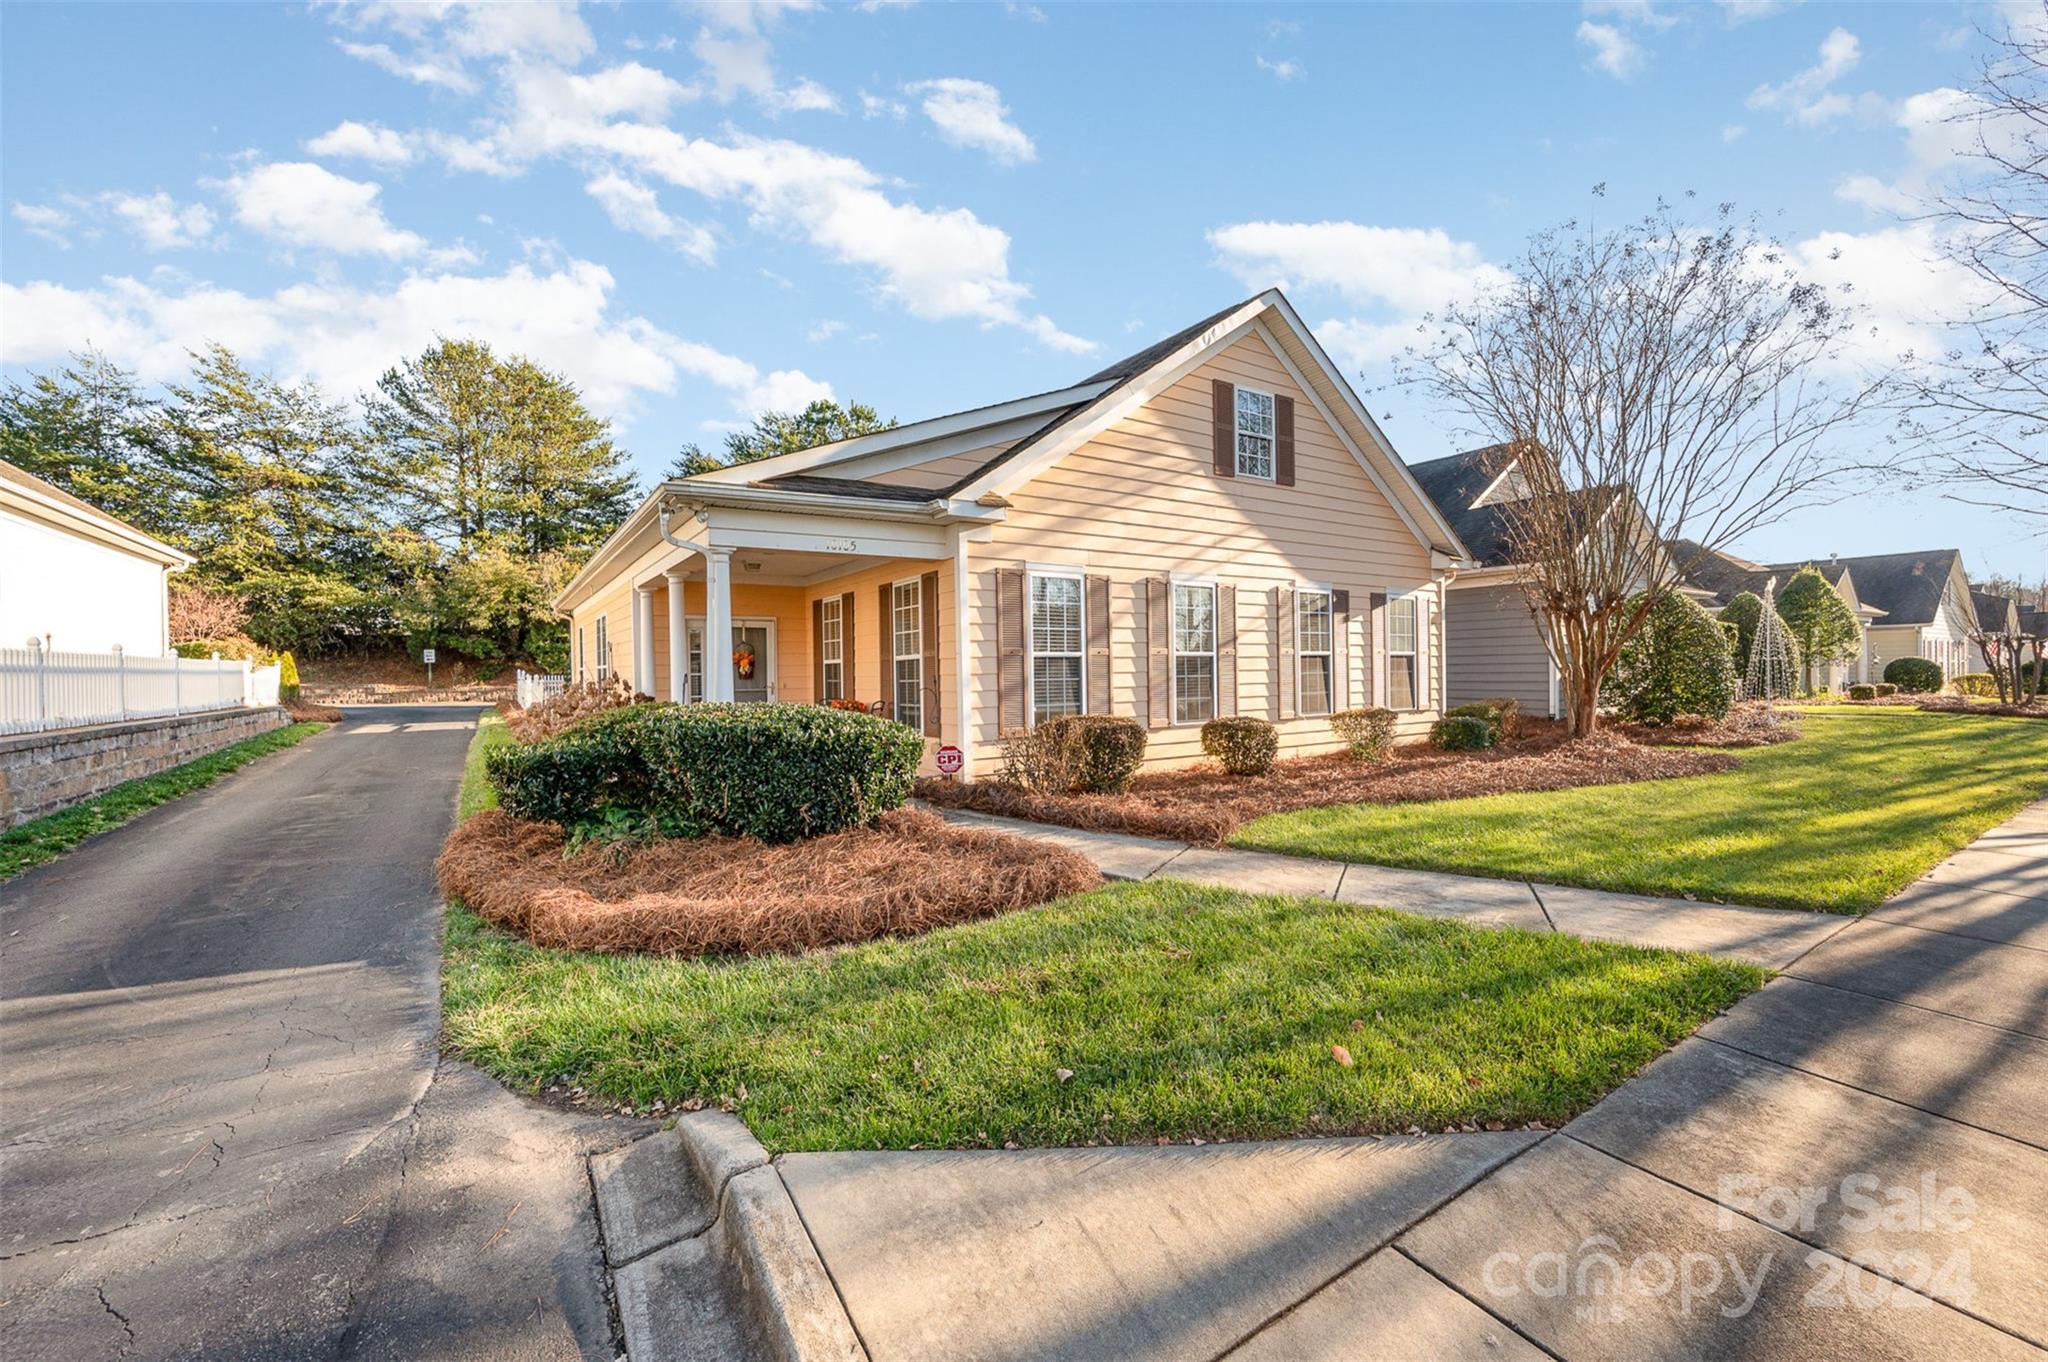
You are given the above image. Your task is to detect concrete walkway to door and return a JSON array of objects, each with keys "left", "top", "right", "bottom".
[{"left": 733, "top": 802, "right": 2048, "bottom": 1360}]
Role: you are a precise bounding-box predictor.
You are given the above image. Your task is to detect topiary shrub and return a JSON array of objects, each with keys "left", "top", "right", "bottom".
[
  {"left": 489, "top": 703, "right": 924, "bottom": 844},
  {"left": 1873, "top": 682, "right": 1897, "bottom": 697},
  {"left": 1330, "top": 706, "right": 1397, "bottom": 761},
  {"left": 1883, "top": 657, "right": 1944, "bottom": 694},
  {"left": 1605, "top": 592, "right": 1738, "bottom": 724},
  {"left": 1847, "top": 683, "right": 1877, "bottom": 700},
  {"left": 1201, "top": 715, "right": 1279, "bottom": 776},
  {"left": 275, "top": 650, "right": 300, "bottom": 702},
  {"left": 1430, "top": 714, "right": 1496, "bottom": 751},
  {"left": 1000, "top": 715, "right": 1148, "bottom": 793},
  {"left": 1950, "top": 672, "right": 1997, "bottom": 698}
]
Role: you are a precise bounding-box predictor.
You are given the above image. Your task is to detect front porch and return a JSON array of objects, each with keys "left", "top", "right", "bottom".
[{"left": 582, "top": 489, "right": 990, "bottom": 774}]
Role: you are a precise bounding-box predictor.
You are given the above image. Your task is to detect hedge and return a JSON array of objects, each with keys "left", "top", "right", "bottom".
[
  {"left": 1330, "top": 706, "right": 1397, "bottom": 761},
  {"left": 1883, "top": 657, "right": 1944, "bottom": 694},
  {"left": 1950, "top": 672, "right": 1998, "bottom": 698},
  {"left": 1607, "top": 592, "right": 1738, "bottom": 723},
  {"left": 487, "top": 702, "right": 924, "bottom": 843},
  {"left": 1201, "top": 716, "right": 1279, "bottom": 776},
  {"left": 1847, "top": 683, "right": 1876, "bottom": 700},
  {"left": 1430, "top": 715, "right": 1496, "bottom": 751},
  {"left": 1000, "top": 715, "right": 1148, "bottom": 793},
  {"left": 1445, "top": 699, "right": 1521, "bottom": 744}
]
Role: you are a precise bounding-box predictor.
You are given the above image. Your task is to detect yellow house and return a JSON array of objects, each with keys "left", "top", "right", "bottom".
[{"left": 552, "top": 292, "right": 1470, "bottom": 777}]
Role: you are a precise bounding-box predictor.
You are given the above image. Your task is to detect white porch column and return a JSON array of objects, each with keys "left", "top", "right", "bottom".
[
  {"left": 704, "top": 546, "right": 736, "bottom": 702},
  {"left": 950, "top": 526, "right": 975, "bottom": 778},
  {"left": 633, "top": 582, "right": 658, "bottom": 697},
  {"left": 665, "top": 565, "right": 690, "bottom": 703}
]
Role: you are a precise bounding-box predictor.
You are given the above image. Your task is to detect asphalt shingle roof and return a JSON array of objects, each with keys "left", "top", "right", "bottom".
[{"left": 1405, "top": 445, "right": 1519, "bottom": 566}]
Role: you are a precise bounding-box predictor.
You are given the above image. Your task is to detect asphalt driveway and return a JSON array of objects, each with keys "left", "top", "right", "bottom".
[{"left": 0, "top": 707, "right": 628, "bottom": 1360}]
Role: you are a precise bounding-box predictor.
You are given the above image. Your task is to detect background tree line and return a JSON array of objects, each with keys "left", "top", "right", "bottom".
[{"left": 2, "top": 335, "right": 891, "bottom": 674}]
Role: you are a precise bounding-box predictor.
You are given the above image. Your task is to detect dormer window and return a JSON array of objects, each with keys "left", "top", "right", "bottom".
[{"left": 1235, "top": 387, "right": 1275, "bottom": 480}]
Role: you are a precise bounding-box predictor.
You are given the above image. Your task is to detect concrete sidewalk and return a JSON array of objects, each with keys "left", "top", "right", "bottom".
[
  {"left": 604, "top": 801, "right": 2048, "bottom": 1361},
  {"left": 932, "top": 806, "right": 1856, "bottom": 968}
]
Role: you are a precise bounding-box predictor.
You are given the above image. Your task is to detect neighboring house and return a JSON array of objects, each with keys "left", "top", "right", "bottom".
[
  {"left": 1972, "top": 590, "right": 2020, "bottom": 642},
  {"left": 554, "top": 291, "right": 1470, "bottom": 776},
  {"left": 0, "top": 458, "right": 191, "bottom": 656},
  {"left": 1666, "top": 541, "right": 1888, "bottom": 690}
]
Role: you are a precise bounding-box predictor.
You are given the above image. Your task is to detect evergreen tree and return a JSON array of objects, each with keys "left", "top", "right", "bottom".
[
  {"left": 1775, "top": 565, "right": 1862, "bottom": 692},
  {"left": 0, "top": 348, "right": 171, "bottom": 529},
  {"left": 669, "top": 399, "right": 895, "bottom": 478}
]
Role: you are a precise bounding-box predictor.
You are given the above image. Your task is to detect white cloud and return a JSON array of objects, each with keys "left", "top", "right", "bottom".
[
  {"left": 771, "top": 77, "right": 840, "bottom": 114},
  {"left": 1209, "top": 220, "right": 1511, "bottom": 366},
  {"left": 1717, "top": 0, "right": 1798, "bottom": 23},
  {"left": 1576, "top": 22, "right": 1645, "bottom": 79},
  {"left": 1747, "top": 26, "right": 1864, "bottom": 126},
  {"left": 686, "top": 1, "right": 832, "bottom": 113},
  {"left": 1833, "top": 87, "right": 1982, "bottom": 215},
  {"left": 1722, "top": 124, "right": 1747, "bottom": 142},
  {"left": 0, "top": 259, "right": 829, "bottom": 420},
  {"left": 12, "top": 202, "right": 72, "bottom": 248},
  {"left": 306, "top": 120, "right": 416, "bottom": 166},
  {"left": 584, "top": 171, "right": 717, "bottom": 264},
  {"left": 104, "top": 192, "right": 214, "bottom": 250},
  {"left": 337, "top": 40, "right": 477, "bottom": 94},
  {"left": 1582, "top": 0, "right": 1678, "bottom": 30},
  {"left": 1782, "top": 223, "right": 2001, "bottom": 366},
  {"left": 807, "top": 319, "right": 846, "bottom": 341},
  {"left": 859, "top": 91, "right": 908, "bottom": 119},
  {"left": 419, "top": 130, "right": 520, "bottom": 178},
  {"left": 906, "top": 78, "right": 1036, "bottom": 164},
  {"left": 223, "top": 161, "right": 426, "bottom": 258},
  {"left": 1255, "top": 56, "right": 1303, "bottom": 82}
]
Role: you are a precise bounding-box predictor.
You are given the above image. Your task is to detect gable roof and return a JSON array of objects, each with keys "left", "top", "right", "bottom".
[
  {"left": 1972, "top": 589, "right": 2018, "bottom": 633},
  {"left": 1666, "top": 539, "right": 1896, "bottom": 619},
  {"left": 1406, "top": 445, "right": 1519, "bottom": 566},
  {"left": 0, "top": 458, "right": 192, "bottom": 568},
  {"left": 693, "top": 290, "right": 1467, "bottom": 558},
  {"left": 1820, "top": 550, "right": 1964, "bottom": 628}
]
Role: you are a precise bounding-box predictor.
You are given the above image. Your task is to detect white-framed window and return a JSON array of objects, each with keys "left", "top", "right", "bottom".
[
  {"left": 594, "top": 615, "right": 611, "bottom": 680},
  {"left": 576, "top": 626, "right": 586, "bottom": 684},
  {"left": 892, "top": 579, "right": 923, "bottom": 730},
  {"left": 1387, "top": 594, "right": 1418, "bottom": 709},
  {"left": 1235, "top": 386, "right": 1275, "bottom": 480},
  {"left": 1297, "top": 588, "right": 1334, "bottom": 716},
  {"left": 819, "top": 596, "right": 844, "bottom": 701},
  {"left": 1029, "top": 570, "right": 1085, "bottom": 725},
  {"left": 687, "top": 622, "right": 704, "bottom": 702},
  {"left": 1172, "top": 581, "right": 1218, "bottom": 724}
]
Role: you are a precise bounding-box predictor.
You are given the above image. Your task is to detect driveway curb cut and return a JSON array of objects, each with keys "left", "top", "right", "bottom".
[{"left": 606, "top": 1114, "right": 868, "bottom": 1362}]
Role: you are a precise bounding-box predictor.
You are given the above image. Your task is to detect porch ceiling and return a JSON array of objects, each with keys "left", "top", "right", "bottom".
[{"left": 652, "top": 548, "right": 913, "bottom": 587}]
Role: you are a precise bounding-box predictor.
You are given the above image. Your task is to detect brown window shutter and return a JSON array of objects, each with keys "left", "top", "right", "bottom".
[
  {"left": 1369, "top": 591, "right": 1387, "bottom": 707},
  {"left": 840, "top": 591, "right": 856, "bottom": 699},
  {"left": 1276, "top": 586, "right": 1296, "bottom": 719},
  {"left": 878, "top": 583, "right": 892, "bottom": 715},
  {"left": 1332, "top": 589, "right": 1350, "bottom": 712},
  {"left": 1086, "top": 574, "right": 1111, "bottom": 714},
  {"left": 920, "top": 570, "right": 941, "bottom": 736},
  {"left": 1146, "top": 577, "right": 1171, "bottom": 729},
  {"left": 812, "top": 598, "right": 826, "bottom": 702},
  {"left": 995, "top": 567, "right": 1026, "bottom": 733},
  {"left": 1211, "top": 378, "right": 1235, "bottom": 478},
  {"left": 1275, "top": 394, "right": 1296, "bottom": 486},
  {"left": 1217, "top": 584, "right": 1237, "bottom": 718}
]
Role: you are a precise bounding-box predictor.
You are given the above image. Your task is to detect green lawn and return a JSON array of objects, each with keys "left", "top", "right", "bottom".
[
  {"left": 1, "top": 721, "right": 326, "bottom": 881},
  {"left": 443, "top": 717, "right": 1760, "bottom": 1152},
  {"left": 1235, "top": 710, "right": 2048, "bottom": 914}
]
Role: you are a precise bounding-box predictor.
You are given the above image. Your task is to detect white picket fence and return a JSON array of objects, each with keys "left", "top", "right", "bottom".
[
  {"left": 514, "top": 668, "right": 567, "bottom": 708},
  {"left": 0, "top": 642, "right": 282, "bottom": 736}
]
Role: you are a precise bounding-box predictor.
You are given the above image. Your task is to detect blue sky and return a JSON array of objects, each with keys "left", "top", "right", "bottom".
[{"left": 3, "top": 0, "right": 2041, "bottom": 581}]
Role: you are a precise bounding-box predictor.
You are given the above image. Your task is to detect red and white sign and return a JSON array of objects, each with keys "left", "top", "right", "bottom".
[{"left": 934, "top": 744, "right": 965, "bottom": 775}]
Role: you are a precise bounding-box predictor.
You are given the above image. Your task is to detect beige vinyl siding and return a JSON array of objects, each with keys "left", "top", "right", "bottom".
[
  {"left": 1445, "top": 582, "right": 1553, "bottom": 716},
  {"left": 966, "top": 329, "right": 1440, "bottom": 773}
]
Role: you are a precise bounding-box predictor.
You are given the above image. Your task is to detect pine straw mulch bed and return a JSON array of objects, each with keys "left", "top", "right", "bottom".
[
  {"left": 1618, "top": 703, "right": 1802, "bottom": 749},
  {"left": 917, "top": 732, "right": 1737, "bottom": 847},
  {"left": 285, "top": 699, "right": 347, "bottom": 723},
  {"left": 437, "top": 806, "right": 1101, "bottom": 957}
]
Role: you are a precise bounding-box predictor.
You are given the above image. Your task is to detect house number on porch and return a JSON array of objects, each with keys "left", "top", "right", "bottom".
[{"left": 822, "top": 538, "right": 858, "bottom": 553}]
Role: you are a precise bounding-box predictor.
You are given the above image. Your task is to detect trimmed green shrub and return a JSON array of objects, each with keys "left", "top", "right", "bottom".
[
  {"left": 1013, "top": 715, "right": 1148, "bottom": 793},
  {"left": 1883, "top": 657, "right": 1944, "bottom": 694},
  {"left": 1847, "top": 683, "right": 1877, "bottom": 700},
  {"left": 1445, "top": 698, "right": 1522, "bottom": 743},
  {"left": 1330, "top": 706, "right": 1397, "bottom": 761},
  {"left": 1201, "top": 715, "right": 1279, "bottom": 776},
  {"left": 1873, "top": 682, "right": 1898, "bottom": 697},
  {"left": 1430, "top": 715, "right": 1496, "bottom": 751},
  {"left": 488, "top": 703, "right": 924, "bottom": 843},
  {"left": 1605, "top": 592, "right": 1738, "bottom": 724},
  {"left": 1776, "top": 566, "right": 1861, "bottom": 691},
  {"left": 1950, "top": 672, "right": 1998, "bottom": 698},
  {"left": 275, "top": 650, "right": 300, "bottom": 701}
]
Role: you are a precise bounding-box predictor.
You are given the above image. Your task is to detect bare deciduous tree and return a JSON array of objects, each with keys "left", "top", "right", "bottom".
[
  {"left": 1889, "top": 4, "right": 2048, "bottom": 520},
  {"left": 1406, "top": 198, "right": 1881, "bottom": 735},
  {"left": 167, "top": 578, "right": 249, "bottom": 644}
]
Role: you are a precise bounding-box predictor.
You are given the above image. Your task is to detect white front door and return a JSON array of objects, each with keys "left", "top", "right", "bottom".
[{"left": 686, "top": 619, "right": 777, "bottom": 703}]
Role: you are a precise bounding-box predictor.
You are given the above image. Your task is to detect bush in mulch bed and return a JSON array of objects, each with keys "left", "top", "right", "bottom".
[
  {"left": 917, "top": 731, "right": 1735, "bottom": 846},
  {"left": 437, "top": 806, "right": 1100, "bottom": 956},
  {"left": 1619, "top": 701, "right": 1801, "bottom": 750}
]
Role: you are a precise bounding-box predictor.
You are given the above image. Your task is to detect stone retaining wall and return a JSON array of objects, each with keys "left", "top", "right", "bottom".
[
  {"left": 300, "top": 684, "right": 511, "bottom": 706},
  {"left": 0, "top": 707, "right": 290, "bottom": 827}
]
